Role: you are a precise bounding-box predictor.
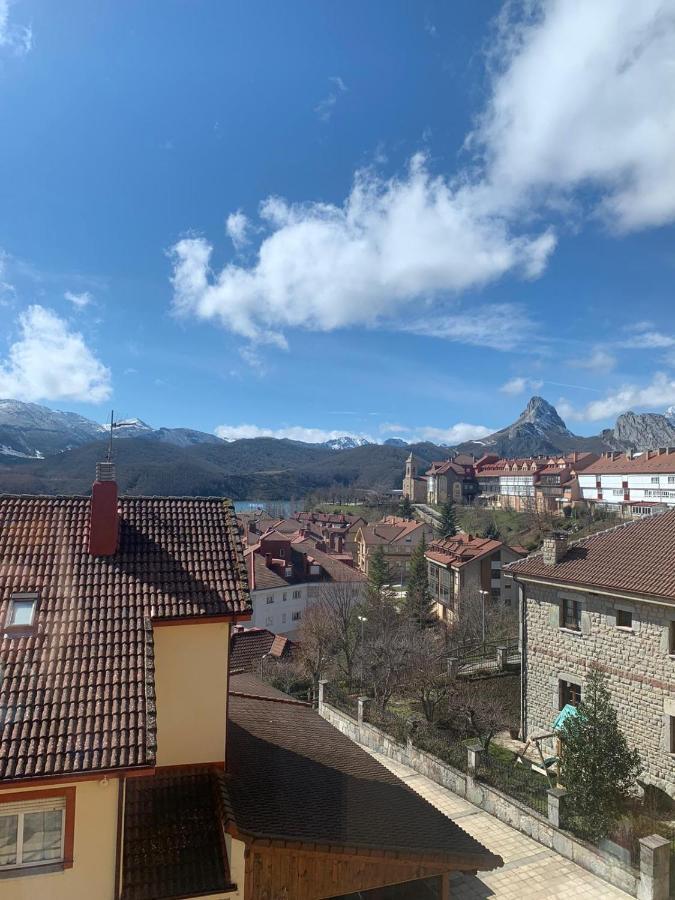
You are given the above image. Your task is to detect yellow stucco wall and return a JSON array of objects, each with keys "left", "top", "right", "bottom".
[
  {"left": 224, "top": 834, "right": 246, "bottom": 898},
  {"left": 153, "top": 621, "right": 230, "bottom": 766},
  {"left": 0, "top": 777, "right": 119, "bottom": 900}
]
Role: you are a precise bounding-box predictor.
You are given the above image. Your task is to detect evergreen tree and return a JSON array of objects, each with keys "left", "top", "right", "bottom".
[
  {"left": 437, "top": 499, "right": 458, "bottom": 539},
  {"left": 559, "top": 667, "right": 642, "bottom": 842},
  {"left": 404, "top": 535, "right": 435, "bottom": 627},
  {"left": 367, "top": 544, "right": 393, "bottom": 602},
  {"left": 399, "top": 495, "right": 414, "bottom": 520}
]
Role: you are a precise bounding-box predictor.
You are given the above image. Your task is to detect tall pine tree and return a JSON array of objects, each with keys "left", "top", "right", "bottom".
[
  {"left": 559, "top": 667, "right": 642, "bottom": 841},
  {"left": 398, "top": 495, "right": 414, "bottom": 520},
  {"left": 437, "top": 499, "right": 458, "bottom": 539},
  {"left": 404, "top": 534, "right": 435, "bottom": 627}
]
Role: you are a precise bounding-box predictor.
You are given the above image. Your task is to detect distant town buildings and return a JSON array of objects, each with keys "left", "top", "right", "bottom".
[
  {"left": 402, "top": 451, "right": 600, "bottom": 516},
  {"left": 508, "top": 515, "right": 675, "bottom": 797},
  {"left": 355, "top": 515, "right": 434, "bottom": 583},
  {"left": 242, "top": 517, "right": 366, "bottom": 635}
]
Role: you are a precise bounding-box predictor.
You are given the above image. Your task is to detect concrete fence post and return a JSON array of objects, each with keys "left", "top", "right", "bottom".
[
  {"left": 546, "top": 787, "right": 567, "bottom": 829},
  {"left": 638, "top": 835, "right": 671, "bottom": 900},
  {"left": 496, "top": 646, "right": 508, "bottom": 671},
  {"left": 318, "top": 679, "right": 328, "bottom": 711},
  {"left": 466, "top": 740, "right": 483, "bottom": 777},
  {"left": 447, "top": 657, "right": 459, "bottom": 679},
  {"left": 357, "top": 696, "right": 370, "bottom": 725}
]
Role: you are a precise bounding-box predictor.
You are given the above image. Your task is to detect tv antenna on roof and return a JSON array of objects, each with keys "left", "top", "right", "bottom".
[{"left": 106, "top": 410, "right": 139, "bottom": 462}]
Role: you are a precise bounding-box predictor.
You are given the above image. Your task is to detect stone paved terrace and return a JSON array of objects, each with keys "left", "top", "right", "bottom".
[{"left": 361, "top": 747, "right": 632, "bottom": 899}]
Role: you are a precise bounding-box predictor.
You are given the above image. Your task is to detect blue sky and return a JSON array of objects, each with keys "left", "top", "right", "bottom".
[{"left": 1, "top": 0, "right": 675, "bottom": 444}]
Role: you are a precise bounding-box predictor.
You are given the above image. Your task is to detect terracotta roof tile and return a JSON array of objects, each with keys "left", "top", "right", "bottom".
[
  {"left": 582, "top": 450, "right": 675, "bottom": 475},
  {"left": 506, "top": 508, "right": 675, "bottom": 602},
  {"left": 122, "top": 767, "right": 233, "bottom": 900},
  {"left": 0, "top": 494, "right": 251, "bottom": 782}
]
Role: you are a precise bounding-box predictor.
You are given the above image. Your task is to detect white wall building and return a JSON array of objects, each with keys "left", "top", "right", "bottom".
[{"left": 578, "top": 449, "right": 675, "bottom": 516}]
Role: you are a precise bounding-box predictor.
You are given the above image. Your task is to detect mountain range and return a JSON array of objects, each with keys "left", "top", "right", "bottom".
[{"left": 1, "top": 396, "right": 675, "bottom": 498}]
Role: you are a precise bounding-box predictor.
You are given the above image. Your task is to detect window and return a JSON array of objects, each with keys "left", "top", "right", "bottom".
[
  {"left": 292, "top": 611, "right": 301, "bottom": 621},
  {"left": 561, "top": 597, "right": 581, "bottom": 630},
  {"left": 670, "top": 717, "right": 675, "bottom": 754},
  {"left": 560, "top": 679, "right": 582, "bottom": 708},
  {"left": 616, "top": 609, "right": 633, "bottom": 629},
  {"left": 651, "top": 476, "right": 660, "bottom": 484},
  {"left": 292, "top": 590, "right": 301, "bottom": 599},
  {"left": 265, "top": 616, "right": 273, "bottom": 627},
  {"left": 282, "top": 593, "right": 287, "bottom": 601},
  {"left": 281, "top": 613, "right": 287, "bottom": 624},
  {"left": 285, "top": 567, "right": 293, "bottom": 577},
  {"left": 278, "top": 548, "right": 285, "bottom": 558},
  {"left": 669, "top": 476, "right": 675, "bottom": 484},
  {"left": 266, "top": 596, "right": 274, "bottom": 605},
  {"left": 669, "top": 622, "right": 675, "bottom": 655},
  {"left": 5, "top": 593, "right": 38, "bottom": 630},
  {"left": 0, "top": 791, "right": 73, "bottom": 872}
]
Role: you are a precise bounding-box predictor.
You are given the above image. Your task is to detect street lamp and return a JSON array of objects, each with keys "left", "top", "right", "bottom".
[
  {"left": 260, "top": 652, "right": 269, "bottom": 681},
  {"left": 357, "top": 615, "right": 367, "bottom": 689},
  {"left": 478, "top": 590, "right": 489, "bottom": 645}
]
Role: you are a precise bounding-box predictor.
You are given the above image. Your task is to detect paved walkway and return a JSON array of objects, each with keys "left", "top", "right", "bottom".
[{"left": 362, "top": 747, "right": 632, "bottom": 899}]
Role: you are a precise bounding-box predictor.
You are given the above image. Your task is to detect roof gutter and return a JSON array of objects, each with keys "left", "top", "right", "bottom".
[{"left": 508, "top": 573, "right": 675, "bottom": 609}]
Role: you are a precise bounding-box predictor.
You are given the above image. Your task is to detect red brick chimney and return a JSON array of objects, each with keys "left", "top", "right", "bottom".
[{"left": 88, "top": 462, "right": 119, "bottom": 556}]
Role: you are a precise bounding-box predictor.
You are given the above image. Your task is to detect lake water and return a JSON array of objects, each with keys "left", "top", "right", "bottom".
[{"left": 234, "top": 499, "right": 295, "bottom": 518}]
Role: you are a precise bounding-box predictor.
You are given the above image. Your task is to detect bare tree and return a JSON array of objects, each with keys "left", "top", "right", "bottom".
[
  {"left": 317, "top": 582, "right": 364, "bottom": 689},
  {"left": 295, "top": 602, "right": 337, "bottom": 701},
  {"left": 403, "top": 626, "right": 449, "bottom": 723},
  {"left": 448, "top": 676, "right": 519, "bottom": 752},
  {"left": 360, "top": 607, "right": 412, "bottom": 712}
]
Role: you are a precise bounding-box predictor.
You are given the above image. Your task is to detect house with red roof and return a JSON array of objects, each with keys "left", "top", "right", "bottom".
[{"left": 577, "top": 448, "right": 675, "bottom": 517}]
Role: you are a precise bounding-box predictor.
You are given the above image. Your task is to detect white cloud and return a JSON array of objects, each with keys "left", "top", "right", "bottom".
[
  {"left": 406, "top": 303, "right": 537, "bottom": 350},
  {"left": 573, "top": 346, "right": 617, "bottom": 372},
  {"left": 215, "top": 423, "right": 372, "bottom": 443},
  {"left": 0, "top": 0, "right": 32, "bottom": 55},
  {"left": 170, "top": 157, "right": 555, "bottom": 345},
  {"left": 477, "top": 0, "right": 675, "bottom": 231},
  {"left": 170, "top": 1, "right": 675, "bottom": 349},
  {"left": 64, "top": 290, "right": 93, "bottom": 309},
  {"left": 314, "top": 75, "right": 348, "bottom": 122},
  {"left": 500, "top": 376, "right": 543, "bottom": 395},
  {"left": 560, "top": 373, "right": 675, "bottom": 422},
  {"left": 413, "top": 423, "right": 493, "bottom": 445},
  {"left": 225, "top": 211, "right": 250, "bottom": 251},
  {"left": 0, "top": 305, "right": 111, "bottom": 402}
]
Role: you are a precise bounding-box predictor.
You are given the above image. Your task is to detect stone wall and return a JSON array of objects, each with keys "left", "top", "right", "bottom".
[
  {"left": 523, "top": 580, "right": 675, "bottom": 796},
  {"left": 320, "top": 699, "right": 639, "bottom": 897}
]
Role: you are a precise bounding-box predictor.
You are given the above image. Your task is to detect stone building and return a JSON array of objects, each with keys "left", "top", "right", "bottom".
[
  {"left": 355, "top": 516, "right": 434, "bottom": 584},
  {"left": 507, "top": 516, "right": 675, "bottom": 798},
  {"left": 402, "top": 452, "right": 427, "bottom": 502},
  {"left": 425, "top": 456, "right": 478, "bottom": 505}
]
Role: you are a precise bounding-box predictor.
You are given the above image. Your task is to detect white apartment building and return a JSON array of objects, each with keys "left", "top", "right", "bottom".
[{"left": 578, "top": 449, "right": 675, "bottom": 516}]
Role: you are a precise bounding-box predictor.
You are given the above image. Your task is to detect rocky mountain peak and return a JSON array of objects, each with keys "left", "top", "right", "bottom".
[{"left": 515, "top": 396, "right": 570, "bottom": 434}]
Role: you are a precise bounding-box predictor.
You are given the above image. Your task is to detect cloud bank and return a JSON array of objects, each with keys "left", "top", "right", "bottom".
[{"left": 0, "top": 305, "right": 111, "bottom": 402}]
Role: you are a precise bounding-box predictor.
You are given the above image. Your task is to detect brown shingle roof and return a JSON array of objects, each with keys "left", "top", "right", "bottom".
[
  {"left": 0, "top": 494, "right": 251, "bottom": 782},
  {"left": 506, "top": 508, "right": 675, "bottom": 602},
  {"left": 122, "top": 767, "right": 233, "bottom": 900},
  {"left": 224, "top": 676, "right": 501, "bottom": 870}
]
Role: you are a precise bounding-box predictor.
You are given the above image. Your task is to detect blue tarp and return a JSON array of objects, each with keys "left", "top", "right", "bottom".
[{"left": 553, "top": 703, "right": 579, "bottom": 732}]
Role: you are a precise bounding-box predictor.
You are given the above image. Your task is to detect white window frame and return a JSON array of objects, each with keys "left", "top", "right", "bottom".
[
  {"left": 5, "top": 592, "right": 38, "bottom": 630},
  {"left": 266, "top": 596, "right": 274, "bottom": 605},
  {"left": 265, "top": 616, "right": 273, "bottom": 627},
  {"left": 292, "top": 590, "right": 301, "bottom": 599},
  {"left": 292, "top": 611, "right": 301, "bottom": 622},
  {"left": 0, "top": 798, "right": 66, "bottom": 871}
]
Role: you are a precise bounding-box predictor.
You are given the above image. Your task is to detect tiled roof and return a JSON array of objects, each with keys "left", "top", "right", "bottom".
[
  {"left": 506, "top": 508, "right": 675, "bottom": 602},
  {"left": 229, "top": 628, "right": 291, "bottom": 672},
  {"left": 426, "top": 460, "right": 469, "bottom": 477},
  {"left": 247, "top": 536, "right": 365, "bottom": 591},
  {"left": 359, "top": 519, "right": 426, "bottom": 547},
  {"left": 425, "top": 535, "right": 502, "bottom": 569},
  {"left": 582, "top": 450, "right": 675, "bottom": 475},
  {"left": 122, "top": 767, "right": 233, "bottom": 900},
  {"left": 224, "top": 676, "right": 502, "bottom": 869},
  {"left": 0, "top": 494, "right": 251, "bottom": 782}
]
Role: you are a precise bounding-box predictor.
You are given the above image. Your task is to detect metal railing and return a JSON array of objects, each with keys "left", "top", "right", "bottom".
[{"left": 476, "top": 752, "right": 549, "bottom": 816}]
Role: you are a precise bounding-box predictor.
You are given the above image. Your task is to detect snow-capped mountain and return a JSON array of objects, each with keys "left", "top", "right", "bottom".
[{"left": 323, "top": 436, "right": 371, "bottom": 450}]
